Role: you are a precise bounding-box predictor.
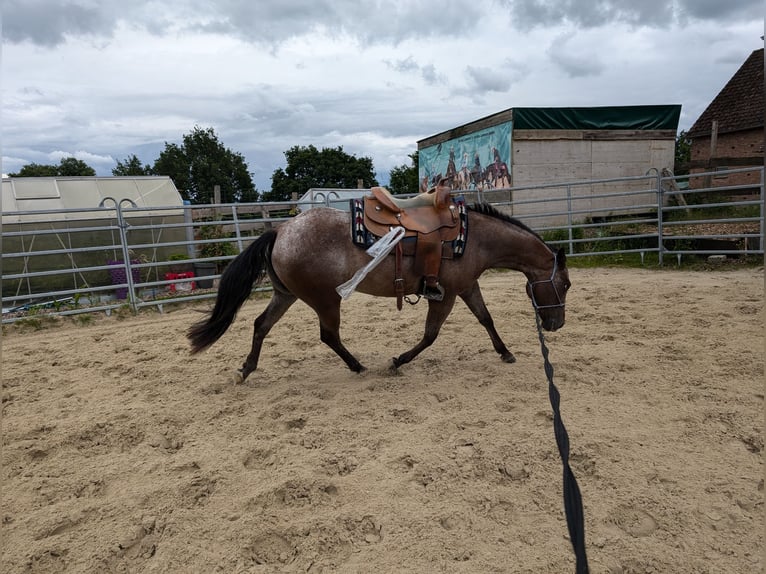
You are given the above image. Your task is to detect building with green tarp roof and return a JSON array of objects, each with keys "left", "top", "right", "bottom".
[{"left": 417, "top": 105, "right": 681, "bottom": 225}]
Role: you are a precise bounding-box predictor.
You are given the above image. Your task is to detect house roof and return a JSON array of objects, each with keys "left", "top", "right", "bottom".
[
  {"left": 688, "top": 48, "right": 764, "bottom": 138},
  {"left": 1, "top": 176, "right": 185, "bottom": 223},
  {"left": 512, "top": 105, "right": 681, "bottom": 131}
]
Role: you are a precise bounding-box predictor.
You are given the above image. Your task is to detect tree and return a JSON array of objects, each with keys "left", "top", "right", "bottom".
[
  {"left": 152, "top": 143, "right": 189, "bottom": 191},
  {"left": 388, "top": 151, "right": 419, "bottom": 195},
  {"left": 264, "top": 145, "right": 379, "bottom": 202},
  {"left": 8, "top": 163, "right": 59, "bottom": 177},
  {"left": 674, "top": 130, "right": 692, "bottom": 175},
  {"left": 112, "top": 154, "right": 152, "bottom": 176},
  {"left": 151, "top": 126, "right": 258, "bottom": 203},
  {"left": 9, "top": 157, "right": 96, "bottom": 177},
  {"left": 57, "top": 157, "right": 96, "bottom": 176}
]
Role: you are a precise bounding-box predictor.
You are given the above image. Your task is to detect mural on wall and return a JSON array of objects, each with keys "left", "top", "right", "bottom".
[{"left": 419, "top": 121, "right": 512, "bottom": 192}]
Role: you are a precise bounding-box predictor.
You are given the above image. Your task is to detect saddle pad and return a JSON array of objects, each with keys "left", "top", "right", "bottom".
[{"left": 350, "top": 197, "right": 467, "bottom": 257}]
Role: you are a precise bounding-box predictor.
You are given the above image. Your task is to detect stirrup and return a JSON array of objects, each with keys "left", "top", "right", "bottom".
[{"left": 422, "top": 282, "right": 445, "bottom": 301}]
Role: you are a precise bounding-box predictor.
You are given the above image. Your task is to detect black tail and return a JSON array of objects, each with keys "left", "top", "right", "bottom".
[{"left": 187, "top": 229, "right": 278, "bottom": 353}]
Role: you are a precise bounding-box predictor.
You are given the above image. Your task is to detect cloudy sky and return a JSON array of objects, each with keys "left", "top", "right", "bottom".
[{"left": 2, "top": 0, "right": 763, "bottom": 190}]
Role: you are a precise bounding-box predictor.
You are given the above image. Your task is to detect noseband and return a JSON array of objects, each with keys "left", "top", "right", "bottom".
[{"left": 526, "top": 255, "right": 566, "bottom": 311}]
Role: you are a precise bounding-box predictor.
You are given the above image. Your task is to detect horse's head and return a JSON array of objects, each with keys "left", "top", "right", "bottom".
[{"left": 526, "top": 248, "right": 570, "bottom": 331}]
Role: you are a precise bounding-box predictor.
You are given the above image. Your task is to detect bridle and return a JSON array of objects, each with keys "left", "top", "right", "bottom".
[{"left": 526, "top": 253, "right": 567, "bottom": 311}]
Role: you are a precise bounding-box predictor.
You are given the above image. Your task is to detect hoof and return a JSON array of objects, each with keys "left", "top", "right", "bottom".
[
  {"left": 350, "top": 363, "right": 367, "bottom": 374},
  {"left": 501, "top": 352, "right": 517, "bottom": 364},
  {"left": 230, "top": 371, "right": 245, "bottom": 385},
  {"left": 387, "top": 358, "right": 402, "bottom": 375}
]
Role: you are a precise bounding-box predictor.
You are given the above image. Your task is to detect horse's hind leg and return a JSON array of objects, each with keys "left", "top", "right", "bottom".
[
  {"left": 238, "top": 289, "right": 297, "bottom": 383},
  {"left": 391, "top": 295, "right": 457, "bottom": 370},
  {"left": 459, "top": 281, "right": 516, "bottom": 363}
]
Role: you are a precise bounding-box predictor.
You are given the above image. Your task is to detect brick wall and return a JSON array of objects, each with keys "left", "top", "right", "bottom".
[{"left": 690, "top": 128, "right": 764, "bottom": 189}]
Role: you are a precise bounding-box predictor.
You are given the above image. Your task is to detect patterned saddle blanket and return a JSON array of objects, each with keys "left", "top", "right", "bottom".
[{"left": 349, "top": 196, "right": 467, "bottom": 258}]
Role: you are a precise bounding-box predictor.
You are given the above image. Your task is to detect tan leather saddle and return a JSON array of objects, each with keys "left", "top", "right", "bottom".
[{"left": 363, "top": 184, "right": 460, "bottom": 307}]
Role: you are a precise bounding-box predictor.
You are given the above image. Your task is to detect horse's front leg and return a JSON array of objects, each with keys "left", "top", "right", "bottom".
[
  {"left": 237, "top": 290, "right": 297, "bottom": 383},
  {"left": 459, "top": 281, "right": 516, "bottom": 363},
  {"left": 390, "top": 294, "right": 457, "bottom": 371}
]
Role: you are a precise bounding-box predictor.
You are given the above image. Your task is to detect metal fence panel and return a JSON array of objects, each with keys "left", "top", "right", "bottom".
[{"left": 2, "top": 168, "right": 763, "bottom": 323}]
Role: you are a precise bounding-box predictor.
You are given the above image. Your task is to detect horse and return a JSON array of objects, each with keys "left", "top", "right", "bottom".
[
  {"left": 483, "top": 163, "right": 511, "bottom": 189},
  {"left": 484, "top": 147, "right": 511, "bottom": 189},
  {"left": 470, "top": 152, "right": 484, "bottom": 189},
  {"left": 188, "top": 202, "right": 571, "bottom": 383},
  {"left": 456, "top": 152, "right": 472, "bottom": 190}
]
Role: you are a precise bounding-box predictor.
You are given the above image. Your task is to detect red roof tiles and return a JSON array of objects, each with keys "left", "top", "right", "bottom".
[{"left": 688, "top": 48, "right": 764, "bottom": 137}]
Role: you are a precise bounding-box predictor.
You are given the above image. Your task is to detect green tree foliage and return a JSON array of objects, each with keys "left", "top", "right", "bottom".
[
  {"left": 9, "top": 157, "right": 96, "bottom": 177},
  {"left": 263, "top": 145, "right": 379, "bottom": 202},
  {"left": 151, "top": 126, "right": 258, "bottom": 204},
  {"left": 388, "top": 151, "right": 419, "bottom": 195},
  {"left": 57, "top": 157, "right": 97, "bottom": 176},
  {"left": 152, "top": 143, "right": 189, "bottom": 190},
  {"left": 675, "top": 130, "right": 692, "bottom": 175},
  {"left": 112, "top": 154, "right": 152, "bottom": 176},
  {"left": 8, "top": 163, "right": 59, "bottom": 177}
]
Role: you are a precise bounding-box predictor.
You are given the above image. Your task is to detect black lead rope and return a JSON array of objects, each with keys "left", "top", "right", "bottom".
[{"left": 534, "top": 311, "right": 590, "bottom": 574}]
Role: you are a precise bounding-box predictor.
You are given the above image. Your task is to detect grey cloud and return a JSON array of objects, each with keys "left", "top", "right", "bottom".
[
  {"left": 500, "top": 0, "right": 758, "bottom": 29},
  {"left": 465, "top": 65, "right": 513, "bottom": 92},
  {"left": 462, "top": 56, "right": 528, "bottom": 93},
  {"left": 207, "top": 85, "right": 448, "bottom": 184},
  {"left": 502, "top": 0, "right": 673, "bottom": 28},
  {"left": 385, "top": 57, "right": 447, "bottom": 86},
  {"left": 3, "top": 0, "right": 118, "bottom": 46},
  {"left": 548, "top": 50, "right": 604, "bottom": 78},
  {"left": 349, "top": 1, "right": 485, "bottom": 44},
  {"left": 3, "top": 0, "right": 487, "bottom": 48},
  {"left": 676, "top": 0, "right": 763, "bottom": 21},
  {"left": 547, "top": 34, "right": 604, "bottom": 78},
  {"left": 185, "top": 0, "right": 488, "bottom": 46},
  {"left": 386, "top": 56, "right": 420, "bottom": 73},
  {"left": 182, "top": 0, "right": 325, "bottom": 45},
  {"left": 420, "top": 64, "right": 446, "bottom": 86}
]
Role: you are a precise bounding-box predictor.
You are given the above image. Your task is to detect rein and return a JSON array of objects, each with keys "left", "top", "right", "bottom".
[{"left": 529, "top": 273, "right": 589, "bottom": 574}]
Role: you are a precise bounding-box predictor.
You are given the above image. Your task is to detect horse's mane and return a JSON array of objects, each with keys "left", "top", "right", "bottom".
[{"left": 467, "top": 202, "right": 544, "bottom": 242}]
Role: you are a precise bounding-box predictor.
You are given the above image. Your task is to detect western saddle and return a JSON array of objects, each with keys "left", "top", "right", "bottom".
[{"left": 363, "top": 183, "right": 460, "bottom": 306}]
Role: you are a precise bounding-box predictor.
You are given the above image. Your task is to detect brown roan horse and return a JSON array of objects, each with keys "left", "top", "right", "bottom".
[{"left": 188, "top": 202, "right": 571, "bottom": 383}]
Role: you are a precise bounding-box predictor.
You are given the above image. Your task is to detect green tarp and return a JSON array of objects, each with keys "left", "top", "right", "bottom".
[{"left": 513, "top": 105, "right": 681, "bottom": 131}]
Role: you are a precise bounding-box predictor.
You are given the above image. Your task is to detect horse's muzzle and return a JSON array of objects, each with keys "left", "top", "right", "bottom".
[{"left": 540, "top": 311, "right": 565, "bottom": 332}]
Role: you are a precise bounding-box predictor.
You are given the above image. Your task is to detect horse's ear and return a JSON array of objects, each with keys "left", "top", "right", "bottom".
[{"left": 556, "top": 248, "right": 566, "bottom": 265}]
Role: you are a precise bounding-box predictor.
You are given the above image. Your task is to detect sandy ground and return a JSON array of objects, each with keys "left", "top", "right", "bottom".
[{"left": 1, "top": 267, "right": 763, "bottom": 574}]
